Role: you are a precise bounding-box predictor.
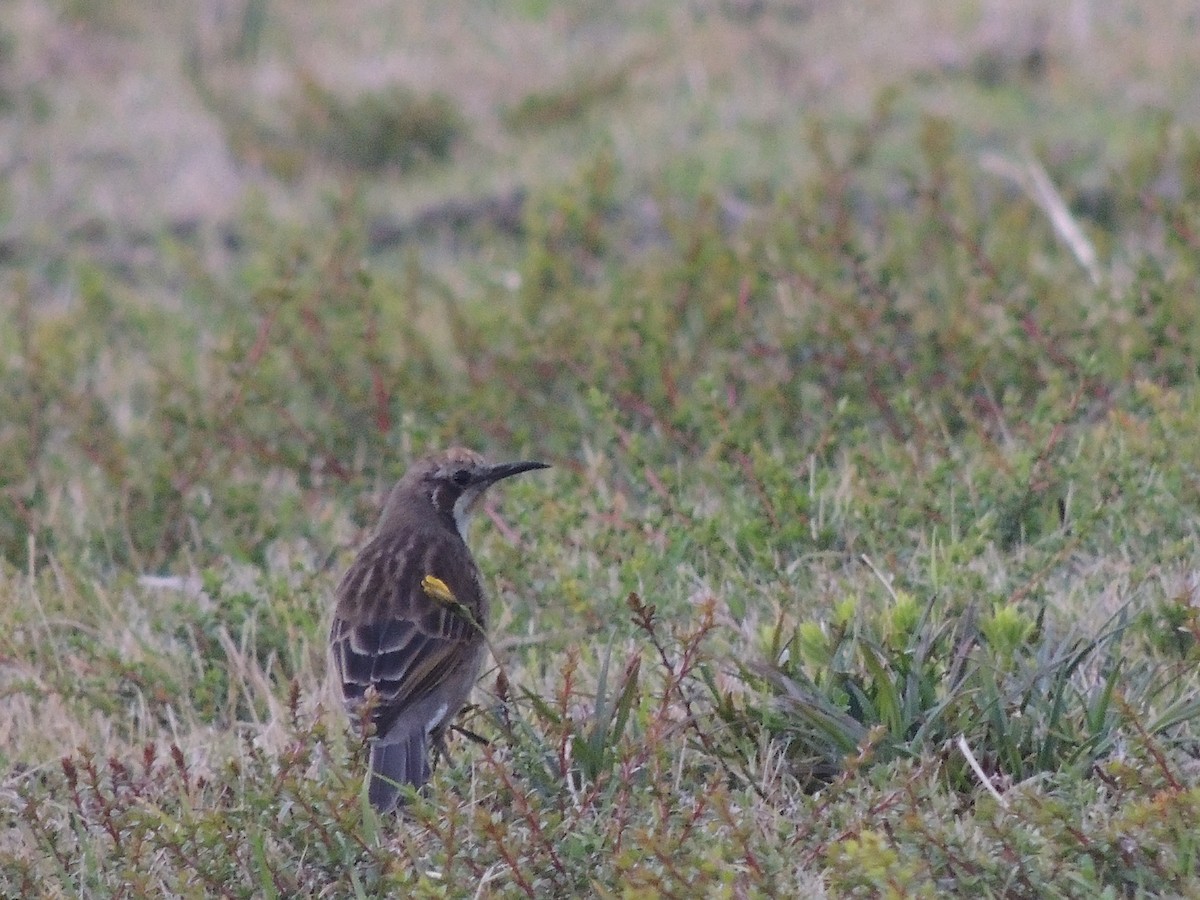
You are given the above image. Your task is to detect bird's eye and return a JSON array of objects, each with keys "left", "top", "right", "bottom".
[{"left": 452, "top": 468, "right": 472, "bottom": 486}]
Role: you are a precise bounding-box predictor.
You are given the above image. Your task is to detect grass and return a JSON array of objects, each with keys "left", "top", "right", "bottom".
[{"left": 3, "top": 1, "right": 1200, "bottom": 896}]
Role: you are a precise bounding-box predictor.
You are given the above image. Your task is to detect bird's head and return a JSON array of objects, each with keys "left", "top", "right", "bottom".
[{"left": 382, "top": 447, "right": 549, "bottom": 539}]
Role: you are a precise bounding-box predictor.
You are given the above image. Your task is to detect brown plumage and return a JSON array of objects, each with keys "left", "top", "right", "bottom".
[{"left": 329, "top": 447, "right": 548, "bottom": 812}]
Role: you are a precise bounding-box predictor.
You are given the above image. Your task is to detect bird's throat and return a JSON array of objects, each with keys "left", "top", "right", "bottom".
[{"left": 452, "top": 493, "right": 474, "bottom": 542}]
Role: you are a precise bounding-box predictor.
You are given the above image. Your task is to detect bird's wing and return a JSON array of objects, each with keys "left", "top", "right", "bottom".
[{"left": 329, "top": 529, "right": 484, "bottom": 739}]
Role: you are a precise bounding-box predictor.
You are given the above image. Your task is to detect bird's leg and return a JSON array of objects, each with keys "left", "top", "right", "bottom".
[
  {"left": 429, "top": 724, "right": 450, "bottom": 771},
  {"left": 451, "top": 703, "right": 491, "bottom": 747},
  {"left": 429, "top": 718, "right": 491, "bottom": 772},
  {"left": 451, "top": 724, "right": 490, "bottom": 747}
]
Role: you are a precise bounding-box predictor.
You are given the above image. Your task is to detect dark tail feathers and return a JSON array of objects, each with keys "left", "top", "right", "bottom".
[{"left": 368, "top": 733, "right": 430, "bottom": 812}]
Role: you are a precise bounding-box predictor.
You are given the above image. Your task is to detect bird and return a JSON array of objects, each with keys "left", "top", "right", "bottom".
[{"left": 328, "top": 447, "right": 549, "bottom": 812}]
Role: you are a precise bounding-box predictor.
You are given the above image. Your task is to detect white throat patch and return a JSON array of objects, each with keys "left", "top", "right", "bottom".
[{"left": 452, "top": 490, "right": 477, "bottom": 541}]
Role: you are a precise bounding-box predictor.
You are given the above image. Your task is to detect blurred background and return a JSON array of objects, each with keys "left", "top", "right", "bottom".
[{"left": 4, "top": 0, "right": 1197, "bottom": 298}]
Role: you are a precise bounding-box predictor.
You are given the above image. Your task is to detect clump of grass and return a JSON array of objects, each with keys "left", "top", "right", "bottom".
[
  {"left": 502, "top": 63, "right": 632, "bottom": 132},
  {"left": 0, "top": 24, "right": 15, "bottom": 113},
  {"left": 296, "top": 77, "right": 464, "bottom": 172},
  {"left": 732, "top": 583, "right": 1200, "bottom": 791},
  {"left": 185, "top": 53, "right": 464, "bottom": 178}
]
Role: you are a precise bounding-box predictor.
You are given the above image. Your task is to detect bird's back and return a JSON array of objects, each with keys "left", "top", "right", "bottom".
[
  {"left": 330, "top": 520, "right": 488, "bottom": 735},
  {"left": 330, "top": 515, "right": 490, "bottom": 808}
]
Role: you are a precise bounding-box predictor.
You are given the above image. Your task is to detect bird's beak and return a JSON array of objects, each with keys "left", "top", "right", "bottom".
[{"left": 481, "top": 460, "right": 550, "bottom": 485}]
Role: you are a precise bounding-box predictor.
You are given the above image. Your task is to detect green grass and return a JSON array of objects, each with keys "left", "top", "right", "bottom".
[{"left": 4, "top": 1, "right": 1200, "bottom": 896}]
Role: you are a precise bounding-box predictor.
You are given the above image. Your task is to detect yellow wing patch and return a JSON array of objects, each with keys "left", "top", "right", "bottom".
[{"left": 421, "top": 575, "right": 457, "bottom": 605}]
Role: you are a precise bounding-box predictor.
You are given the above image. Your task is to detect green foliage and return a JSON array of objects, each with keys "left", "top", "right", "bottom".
[{"left": 1137, "top": 593, "right": 1200, "bottom": 659}]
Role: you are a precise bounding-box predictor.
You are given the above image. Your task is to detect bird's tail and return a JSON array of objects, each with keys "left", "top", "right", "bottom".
[{"left": 368, "top": 732, "right": 430, "bottom": 812}]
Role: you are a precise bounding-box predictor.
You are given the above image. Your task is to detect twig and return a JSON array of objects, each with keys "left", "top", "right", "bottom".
[
  {"left": 861, "top": 554, "right": 899, "bottom": 603},
  {"left": 980, "top": 149, "right": 1102, "bottom": 285},
  {"left": 957, "top": 734, "right": 1009, "bottom": 808}
]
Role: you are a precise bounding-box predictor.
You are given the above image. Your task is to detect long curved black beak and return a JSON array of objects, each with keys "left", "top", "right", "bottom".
[{"left": 481, "top": 460, "right": 550, "bottom": 485}]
